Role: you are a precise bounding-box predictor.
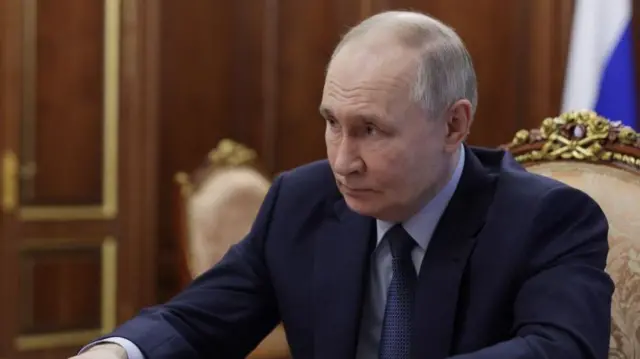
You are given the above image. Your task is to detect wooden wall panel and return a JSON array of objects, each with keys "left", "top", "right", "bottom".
[
  {"left": 518, "top": 0, "right": 574, "bottom": 131},
  {"left": 274, "top": 0, "right": 362, "bottom": 171},
  {"left": 116, "top": 0, "right": 161, "bottom": 322},
  {"left": 19, "top": 245, "right": 102, "bottom": 334},
  {"left": 3, "top": 1, "right": 116, "bottom": 355},
  {"left": 11, "top": 236, "right": 116, "bottom": 356},
  {"left": 157, "top": 0, "right": 235, "bottom": 300},
  {"left": 1, "top": 0, "right": 160, "bottom": 357},
  {"left": 227, "top": 0, "right": 269, "bottom": 165},
  {"left": 13, "top": 0, "right": 118, "bottom": 222},
  {"left": 22, "top": 0, "right": 105, "bottom": 206},
  {"left": 0, "top": 0, "right": 22, "bottom": 357}
]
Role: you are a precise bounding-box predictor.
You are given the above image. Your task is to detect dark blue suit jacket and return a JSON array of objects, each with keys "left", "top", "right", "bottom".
[{"left": 108, "top": 146, "right": 613, "bottom": 359}]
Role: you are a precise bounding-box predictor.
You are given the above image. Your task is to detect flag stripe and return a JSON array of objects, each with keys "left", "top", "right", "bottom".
[{"left": 594, "top": 23, "right": 637, "bottom": 127}]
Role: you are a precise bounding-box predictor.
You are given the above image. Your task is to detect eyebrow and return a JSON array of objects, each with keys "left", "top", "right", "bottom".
[
  {"left": 318, "top": 106, "right": 333, "bottom": 119},
  {"left": 358, "top": 113, "right": 383, "bottom": 123},
  {"left": 319, "top": 105, "right": 385, "bottom": 124}
]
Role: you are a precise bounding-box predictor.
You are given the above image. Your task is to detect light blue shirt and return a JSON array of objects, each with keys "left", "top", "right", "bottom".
[{"left": 82, "top": 148, "right": 465, "bottom": 359}]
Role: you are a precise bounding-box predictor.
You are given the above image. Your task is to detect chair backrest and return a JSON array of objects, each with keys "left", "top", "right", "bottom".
[
  {"left": 174, "top": 138, "right": 270, "bottom": 279},
  {"left": 503, "top": 110, "right": 640, "bottom": 359},
  {"left": 174, "top": 139, "right": 290, "bottom": 359}
]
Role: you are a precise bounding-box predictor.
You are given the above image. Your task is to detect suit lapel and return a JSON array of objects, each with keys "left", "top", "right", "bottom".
[
  {"left": 412, "top": 147, "right": 496, "bottom": 359},
  {"left": 313, "top": 198, "right": 374, "bottom": 359}
]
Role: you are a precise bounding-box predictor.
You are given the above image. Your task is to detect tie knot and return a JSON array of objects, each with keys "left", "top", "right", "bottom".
[{"left": 385, "top": 224, "right": 415, "bottom": 260}]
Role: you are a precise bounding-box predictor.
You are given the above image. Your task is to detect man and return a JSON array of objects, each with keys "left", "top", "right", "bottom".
[{"left": 73, "top": 10, "right": 614, "bottom": 359}]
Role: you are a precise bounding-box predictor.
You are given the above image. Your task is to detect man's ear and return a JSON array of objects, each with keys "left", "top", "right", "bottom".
[{"left": 444, "top": 99, "right": 472, "bottom": 152}]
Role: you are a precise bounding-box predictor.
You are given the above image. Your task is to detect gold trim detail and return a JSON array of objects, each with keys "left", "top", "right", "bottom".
[
  {"left": 19, "top": 0, "right": 121, "bottom": 221},
  {"left": 101, "top": 0, "right": 120, "bottom": 219},
  {"left": 507, "top": 110, "right": 640, "bottom": 167},
  {"left": 207, "top": 138, "right": 258, "bottom": 167},
  {"left": 101, "top": 236, "right": 117, "bottom": 333},
  {"left": 15, "top": 237, "right": 118, "bottom": 351},
  {"left": 2, "top": 150, "right": 18, "bottom": 213},
  {"left": 174, "top": 138, "right": 259, "bottom": 198}
]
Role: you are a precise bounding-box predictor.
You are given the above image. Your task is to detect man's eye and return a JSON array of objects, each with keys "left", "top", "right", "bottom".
[
  {"left": 366, "top": 125, "right": 378, "bottom": 135},
  {"left": 326, "top": 118, "right": 341, "bottom": 132}
]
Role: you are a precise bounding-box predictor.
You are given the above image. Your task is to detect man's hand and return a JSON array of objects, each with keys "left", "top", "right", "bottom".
[{"left": 68, "top": 343, "right": 128, "bottom": 359}]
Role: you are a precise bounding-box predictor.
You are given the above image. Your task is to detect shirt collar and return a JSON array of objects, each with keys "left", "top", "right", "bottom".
[{"left": 376, "top": 145, "right": 465, "bottom": 250}]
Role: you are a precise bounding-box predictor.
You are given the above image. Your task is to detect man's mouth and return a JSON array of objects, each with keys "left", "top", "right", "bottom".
[{"left": 337, "top": 180, "right": 374, "bottom": 193}]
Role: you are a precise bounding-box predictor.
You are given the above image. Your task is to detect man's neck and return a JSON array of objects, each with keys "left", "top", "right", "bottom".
[{"left": 383, "top": 145, "right": 465, "bottom": 223}]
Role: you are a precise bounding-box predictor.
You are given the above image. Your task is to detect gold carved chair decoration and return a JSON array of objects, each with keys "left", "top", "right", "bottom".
[
  {"left": 504, "top": 110, "right": 640, "bottom": 359},
  {"left": 174, "top": 139, "right": 290, "bottom": 359}
]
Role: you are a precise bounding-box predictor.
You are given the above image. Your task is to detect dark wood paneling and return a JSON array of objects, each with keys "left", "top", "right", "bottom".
[
  {"left": 156, "top": 0, "right": 236, "bottom": 300},
  {"left": 274, "top": 0, "right": 361, "bottom": 171},
  {"left": 0, "top": 8, "right": 5, "bottom": 354},
  {"left": 19, "top": 245, "right": 102, "bottom": 334},
  {"left": 519, "top": 0, "right": 574, "bottom": 131},
  {"left": 0, "top": 2, "right": 19, "bottom": 358},
  {"left": 229, "top": 0, "right": 268, "bottom": 165},
  {"left": 1, "top": 0, "right": 26, "bottom": 356},
  {"left": 22, "top": 0, "right": 104, "bottom": 206},
  {"left": 116, "top": 0, "right": 160, "bottom": 321},
  {"left": 1, "top": 0, "right": 160, "bottom": 358}
]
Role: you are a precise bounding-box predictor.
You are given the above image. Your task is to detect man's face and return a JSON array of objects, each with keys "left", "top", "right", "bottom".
[{"left": 320, "top": 44, "right": 453, "bottom": 221}]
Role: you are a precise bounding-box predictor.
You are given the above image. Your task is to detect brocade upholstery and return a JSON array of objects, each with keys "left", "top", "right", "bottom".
[
  {"left": 526, "top": 161, "right": 640, "bottom": 359},
  {"left": 187, "top": 166, "right": 270, "bottom": 277}
]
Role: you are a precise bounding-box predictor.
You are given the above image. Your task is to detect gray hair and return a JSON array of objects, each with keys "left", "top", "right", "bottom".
[{"left": 331, "top": 11, "right": 478, "bottom": 119}]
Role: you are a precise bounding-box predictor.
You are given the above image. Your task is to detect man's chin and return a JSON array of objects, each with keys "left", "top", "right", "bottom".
[
  {"left": 343, "top": 196, "right": 383, "bottom": 218},
  {"left": 343, "top": 195, "right": 412, "bottom": 222}
]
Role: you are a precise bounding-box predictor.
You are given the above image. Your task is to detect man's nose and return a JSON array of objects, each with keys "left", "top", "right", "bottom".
[{"left": 333, "top": 138, "right": 363, "bottom": 175}]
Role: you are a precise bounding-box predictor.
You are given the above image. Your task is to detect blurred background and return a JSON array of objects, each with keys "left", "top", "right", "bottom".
[{"left": 0, "top": 0, "right": 638, "bottom": 358}]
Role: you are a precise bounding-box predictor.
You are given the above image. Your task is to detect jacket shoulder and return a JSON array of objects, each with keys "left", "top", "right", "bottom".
[
  {"left": 471, "top": 146, "right": 586, "bottom": 201},
  {"left": 274, "top": 159, "right": 339, "bottom": 211}
]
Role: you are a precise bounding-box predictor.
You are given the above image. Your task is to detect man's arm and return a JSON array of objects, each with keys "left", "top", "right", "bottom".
[
  {"left": 449, "top": 186, "right": 614, "bottom": 359},
  {"left": 72, "top": 337, "right": 143, "bottom": 359},
  {"left": 75, "top": 174, "right": 286, "bottom": 359}
]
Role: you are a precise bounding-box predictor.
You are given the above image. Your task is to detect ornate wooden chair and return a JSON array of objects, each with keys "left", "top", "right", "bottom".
[
  {"left": 174, "top": 139, "right": 290, "bottom": 359},
  {"left": 503, "top": 110, "right": 640, "bottom": 359}
]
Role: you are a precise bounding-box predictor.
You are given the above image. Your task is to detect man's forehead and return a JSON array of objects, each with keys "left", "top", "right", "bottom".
[
  {"left": 328, "top": 42, "right": 416, "bottom": 74},
  {"left": 320, "top": 75, "right": 413, "bottom": 122},
  {"left": 323, "top": 51, "right": 416, "bottom": 100}
]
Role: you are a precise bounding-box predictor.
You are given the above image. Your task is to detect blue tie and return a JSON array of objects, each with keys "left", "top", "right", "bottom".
[{"left": 379, "top": 224, "right": 417, "bottom": 359}]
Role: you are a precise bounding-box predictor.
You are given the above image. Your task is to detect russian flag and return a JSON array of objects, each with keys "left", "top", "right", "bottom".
[{"left": 561, "top": 0, "right": 637, "bottom": 128}]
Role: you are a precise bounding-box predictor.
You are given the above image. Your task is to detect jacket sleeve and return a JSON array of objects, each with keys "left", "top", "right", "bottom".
[
  {"left": 101, "top": 174, "right": 286, "bottom": 359},
  {"left": 448, "top": 186, "right": 614, "bottom": 359}
]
